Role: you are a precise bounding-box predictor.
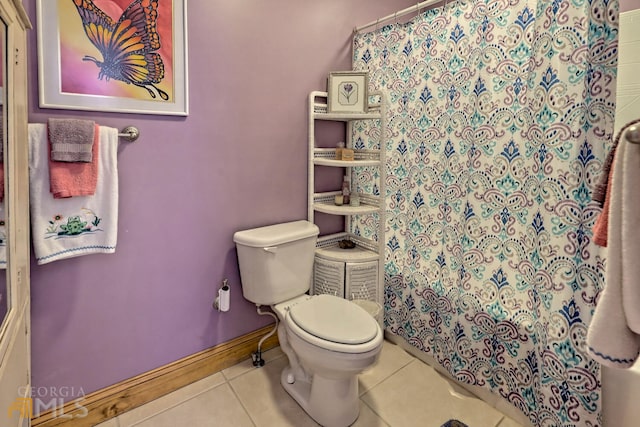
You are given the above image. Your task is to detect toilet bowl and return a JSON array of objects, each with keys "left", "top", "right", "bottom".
[
  {"left": 233, "top": 221, "right": 383, "bottom": 427},
  {"left": 273, "top": 294, "right": 383, "bottom": 427}
]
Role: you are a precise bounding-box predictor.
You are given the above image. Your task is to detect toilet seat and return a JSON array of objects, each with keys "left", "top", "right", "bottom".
[{"left": 285, "top": 294, "right": 382, "bottom": 354}]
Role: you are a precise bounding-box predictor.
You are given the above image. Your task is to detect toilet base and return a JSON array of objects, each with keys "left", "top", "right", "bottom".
[{"left": 281, "top": 365, "right": 359, "bottom": 427}]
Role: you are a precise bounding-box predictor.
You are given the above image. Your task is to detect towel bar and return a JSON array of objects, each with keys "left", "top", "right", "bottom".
[
  {"left": 118, "top": 126, "right": 140, "bottom": 142},
  {"left": 625, "top": 124, "right": 640, "bottom": 144}
]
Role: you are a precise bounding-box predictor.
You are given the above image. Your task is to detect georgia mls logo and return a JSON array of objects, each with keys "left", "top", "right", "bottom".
[{"left": 8, "top": 386, "right": 88, "bottom": 420}]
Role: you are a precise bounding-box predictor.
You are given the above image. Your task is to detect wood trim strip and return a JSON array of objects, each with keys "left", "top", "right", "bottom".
[{"left": 31, "top": 324, "right": 279, "bottom": 427}]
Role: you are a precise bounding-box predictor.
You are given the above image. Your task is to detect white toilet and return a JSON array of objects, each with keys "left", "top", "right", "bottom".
[{"left": 233, "top": 220, "right": 383, "bottom": 427}]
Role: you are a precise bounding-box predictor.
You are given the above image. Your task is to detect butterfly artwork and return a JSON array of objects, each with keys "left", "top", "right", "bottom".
[{"left": 70, "top": 0, "right": 169, "bottom": 101}]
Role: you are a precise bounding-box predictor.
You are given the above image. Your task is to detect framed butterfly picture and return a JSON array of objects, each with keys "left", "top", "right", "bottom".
[{"left": 37, "top": 0, "right": 188, "bottom": 116}]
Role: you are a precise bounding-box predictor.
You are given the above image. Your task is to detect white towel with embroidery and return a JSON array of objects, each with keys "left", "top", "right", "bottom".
[
  {"left": 622, "top": 140, "right": 640, "bottom": 331},
  {"left": 28, "top": 123, "right": 118, "bottom": 264},
  {"left": 588, "top": 139, "right": 640, "bottom": 368}
]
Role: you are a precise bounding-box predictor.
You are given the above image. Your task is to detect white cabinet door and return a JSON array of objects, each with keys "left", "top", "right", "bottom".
[
  {"left": 0, "top": 1, "right": 31, "bottom": 425},
  {"left": 313, "top": 258, "right": 346, "bottom": 297},
  {"left": 346, "top": 261, "right": 379, "bottom": 301}
]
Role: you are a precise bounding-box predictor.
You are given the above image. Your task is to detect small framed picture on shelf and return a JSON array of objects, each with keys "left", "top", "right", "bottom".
[{"left": 327, "top": 71, "right": 369, "bottom": 113}]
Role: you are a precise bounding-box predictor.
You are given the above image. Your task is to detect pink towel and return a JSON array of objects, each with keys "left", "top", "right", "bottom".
[
  {"left": 593, "top": 119, "right": 640, "bottom": 207},
  {"left": 592, "top": 121, "right": 640, "bottom": 246},
  {"left": 593, "top": 158, "right": 615, "bottom": 247},
  {"left": 48, "top": 124, "right": 99, "bottom": 198}
]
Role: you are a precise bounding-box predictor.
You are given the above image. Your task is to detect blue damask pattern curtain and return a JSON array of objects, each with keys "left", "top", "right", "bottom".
[{"left": 352, "top": 0, "right": 618, "bottom": 425}]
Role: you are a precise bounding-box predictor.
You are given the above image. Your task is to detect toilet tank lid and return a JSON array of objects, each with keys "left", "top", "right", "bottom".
[{"left": 233, "top": 220, "right": 319, "bottom": 247}]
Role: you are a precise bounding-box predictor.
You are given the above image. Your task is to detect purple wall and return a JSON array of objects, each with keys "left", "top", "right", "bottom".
[
  {"left": 621, "top": 0, "right": 638, "bottom": 13},
  {"left": 25, "top": 0, "right": 418, "bottom": 398}
]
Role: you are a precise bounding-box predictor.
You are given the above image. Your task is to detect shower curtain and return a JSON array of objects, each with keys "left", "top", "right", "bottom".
[{"left": 352, "top": 0, "right": 618, "bottom": 425}]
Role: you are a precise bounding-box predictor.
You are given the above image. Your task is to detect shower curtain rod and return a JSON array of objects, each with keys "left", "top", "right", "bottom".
[{"left": 354, "top": 0, "right": 445, "bottom": 33}]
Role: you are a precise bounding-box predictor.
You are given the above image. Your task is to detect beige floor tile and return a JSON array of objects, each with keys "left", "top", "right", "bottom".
[
  {"left": 359, "top": 340, "right": 415, "bottom": 395},
  {"left": 122, "top": 383, "right": 253, "bottom": 427},
  {"left": 94, "top": 418, "right": 119, "bottom": 427},
  {"left": 222, "top": 346, "right": 284, "bottom": 381},
  {"left": 496, "top": 415, "right": 526, "bottom": 427},
  {"left": 230, "top": 356, "right": 320, "bottom": 427},
  {"left": 117, "top": 372, "right": 226, "bottom": 426},
  {"left": 494, "top": 399, "right": 531, "bottom": 426},
  {"left": 103, "top": 339, "right": 523, "bottom": 427},
  {"left": 361, "top": 360, "right": 504, "bottom": 427},
  {"left": 354, "top": 400, "right": 390, "bottom": 427}
]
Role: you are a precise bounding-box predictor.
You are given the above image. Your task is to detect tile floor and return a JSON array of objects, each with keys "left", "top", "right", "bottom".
[{"left": 96, "top": 340, "right": 524, "bottom": 427}]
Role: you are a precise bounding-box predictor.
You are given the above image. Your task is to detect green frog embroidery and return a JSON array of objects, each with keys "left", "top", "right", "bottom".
[{"left": 58, "top": 216, "right": 88, "bottom": 235}]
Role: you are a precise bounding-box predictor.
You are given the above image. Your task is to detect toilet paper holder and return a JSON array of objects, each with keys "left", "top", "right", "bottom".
[{"left": 214, "top": 279, "right": 231, "bottom": 312}]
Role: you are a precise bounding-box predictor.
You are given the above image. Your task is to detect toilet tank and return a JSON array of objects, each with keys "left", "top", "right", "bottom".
[{"left": 233, "top": 220, "right": 319, "bottom": 306}]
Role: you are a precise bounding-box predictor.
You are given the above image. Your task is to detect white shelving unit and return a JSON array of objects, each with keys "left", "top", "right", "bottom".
[{"left": 307, "top": 90, "right": 385, "bottom": 324}]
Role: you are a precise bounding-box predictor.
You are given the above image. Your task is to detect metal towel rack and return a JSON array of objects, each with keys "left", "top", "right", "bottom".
[
  {"left": 118, "top": 126, "right": 140, "bottom": 142},
  {"left": 625, "top": 124, "right": 640, "bottom": 144}
]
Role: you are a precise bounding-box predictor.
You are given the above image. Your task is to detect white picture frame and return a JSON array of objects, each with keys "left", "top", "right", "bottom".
[
  {"left": 37, "top": 0, "right": 189, "bottom": 116},
  {"left": 327, "top": 71, "right": 369, "bottom": 114}
]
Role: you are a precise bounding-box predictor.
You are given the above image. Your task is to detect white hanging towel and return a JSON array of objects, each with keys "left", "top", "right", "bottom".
[
  {"left": 28, "top": 123, "right": 118, "bottom": 265},
  {"left": 622, "top": 140, "right": 640, "bottom": 332},
  {"left": 588, "top": 139, "right": 640, "bottom": 368}
]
